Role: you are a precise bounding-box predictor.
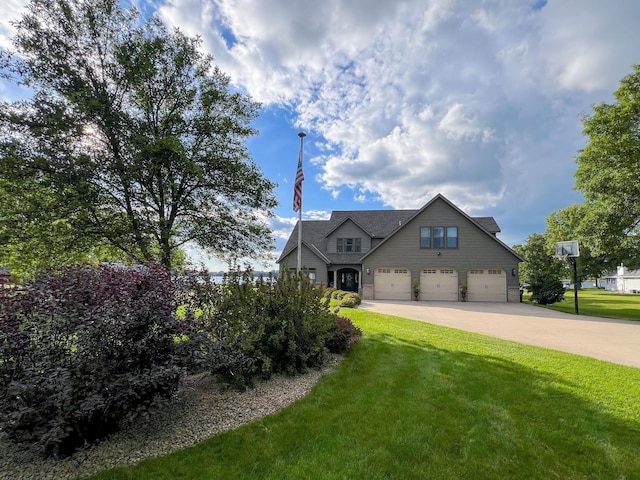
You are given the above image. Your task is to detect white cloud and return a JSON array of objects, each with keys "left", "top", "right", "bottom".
[
  {"left": 438, "top": 103, "right": 494, "bottom": 142},
  {"left": 3, "top": 0, "right": 639, "bottom": 248},
  {"left": 536, "top": 0, "right": 639, "bottom": 92},
  {"left": 156, "top": 0, "right": 637, "bottom": 225},
  {"left": 0, "top": 0, "right": 27, "bottom": 50}
]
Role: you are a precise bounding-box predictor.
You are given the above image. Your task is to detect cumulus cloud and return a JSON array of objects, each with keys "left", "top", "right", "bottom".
[
  {"left": 0, "top": 0, "right": 27, "bottom": 49},
  {"left": 156, "top": 0, "right": 639, "bottom": 224},
  {"left": 162, "top": 0, "right": 640, "bottom": 217},
  {"left": 2, "top": 0, "right": 638, "bottom": 246}
]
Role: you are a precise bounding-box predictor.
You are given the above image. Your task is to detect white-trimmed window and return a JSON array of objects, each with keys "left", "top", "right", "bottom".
[
  {"left": 447, "top": 227, "right": 458, "bottom": 248},
  {"left": 420, "top": 227, "right": 431, "bottom": 248},
  {"left": 420, "top": 226, "right": 458, "bottom": 249},
  {"left": 337, "top": 237, "right": 361, "bottom": 252}
]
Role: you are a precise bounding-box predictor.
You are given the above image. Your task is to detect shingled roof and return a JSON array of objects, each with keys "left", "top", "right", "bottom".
[{"left": 277, "top": 206, "right": 502, "bottom": 264}]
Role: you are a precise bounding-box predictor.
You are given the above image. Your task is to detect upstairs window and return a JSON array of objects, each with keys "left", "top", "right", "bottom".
[
  {"left": 337, "top": 237, "right": 361, "bottom": 252},
  {"left": 420, "top": 227, "right": 431, "bottom": 248},
  {"left": 420, "top": 226, "right": 458, "bottom": 249},
  {"left": 433, "top": 227, "right": 445, "bottom": 248},
  {"left": 447, "top": 227, "right": 458, "bottom": 248}
]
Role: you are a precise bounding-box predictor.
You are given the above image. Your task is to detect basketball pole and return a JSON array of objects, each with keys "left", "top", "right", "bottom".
[
  {"left": 569, "top": 256, "right": 579, "bottom": 315},
  {"left": 558, "top": 241, "right": 580, "bottom": 315}
]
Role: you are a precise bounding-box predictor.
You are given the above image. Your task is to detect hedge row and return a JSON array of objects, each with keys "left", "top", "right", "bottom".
[
  {"left": 323, "top": 287, "right": 362, "bottom": 308},
  {"left": 0, "top": 265, "right": 361, "bottom": 457}
]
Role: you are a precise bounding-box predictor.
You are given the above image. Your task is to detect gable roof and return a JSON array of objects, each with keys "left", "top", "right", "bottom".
[
  {"left": 473, "top": 217, "right": 501, "bottom": 234},
  {"left": 326, "top": 210, "right": 416, "bottom": 238},
  {"left": 277, "top": 194, "right": 521, "bottom": 264},
  {"left": 278, "top": 221, "right": 331, "bottom": 265},
  {"left": 361, "top": 194, "right": 522, "bottom": 262}
]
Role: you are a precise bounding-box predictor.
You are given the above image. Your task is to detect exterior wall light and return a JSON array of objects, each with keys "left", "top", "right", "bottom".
[
  {"left": 366, "top": 267, "right": 371, "bottom": 275},
  {"left": 512, "top": 268, "right": 517, "bottom": 276}
]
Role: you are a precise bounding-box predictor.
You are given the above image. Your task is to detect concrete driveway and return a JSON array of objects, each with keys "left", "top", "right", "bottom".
[{"left": 359, "top": 300, "right": 640, "bottom": 368}]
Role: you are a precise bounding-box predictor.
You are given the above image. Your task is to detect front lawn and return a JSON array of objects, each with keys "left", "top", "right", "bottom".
[
  {"left": 87, "top": 309, "right": 640, "bottom": 480},
  {"left": 524, "top": 287, "right": 640, "bottom": 320}
]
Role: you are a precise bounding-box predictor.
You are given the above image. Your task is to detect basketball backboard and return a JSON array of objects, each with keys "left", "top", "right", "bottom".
[{"left": 555, "top": 240, "right": 579, "bottom": 258}]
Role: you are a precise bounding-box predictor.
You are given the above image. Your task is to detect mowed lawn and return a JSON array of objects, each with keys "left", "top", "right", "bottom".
[
  {"left": 88, "top": 309, "right": 640, "bottom": 480},
  {"left": 524, "top": 287, "right": 640, "bottom": 320}
]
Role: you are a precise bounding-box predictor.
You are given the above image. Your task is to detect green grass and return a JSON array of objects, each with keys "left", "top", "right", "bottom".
[
  {"left": 86, "top": 309, "right": 640, "bottom": 480},
  {"left": 524, "top": 287, "right": 640, "bottom": 320}
]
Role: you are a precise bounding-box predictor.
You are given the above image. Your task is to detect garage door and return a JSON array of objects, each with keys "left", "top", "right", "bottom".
[
  {"left": 420, "top": 268, "right": 458, "bottom": 301},
  {"left": 374, "top": 267, "right": 411, "bottom": 300},
  {"left": 467, "top": 269, "right": 506, "bottom": 302}
]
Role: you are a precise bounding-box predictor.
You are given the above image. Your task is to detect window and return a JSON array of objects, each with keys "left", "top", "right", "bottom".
[
  {"left": 420, "top": 226, "right": 458, "bottom": 249},
  {"left": 420, "top": 227, "right": 431, "bottom": 248},
  {"left": 433, "top": 227, "right": 445, "bottom": 248},
  {"left": 337, "top": 237, "right": 361, "bottom": 252},
  {"left": 447, "top": 227, "right": 458, "bottom": 248},
  {"left": 307, "top": 269, "right": 317, "bottom": 283}
]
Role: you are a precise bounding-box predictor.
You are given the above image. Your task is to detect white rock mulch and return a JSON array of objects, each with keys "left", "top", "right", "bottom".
[{"left": 0, "top": 354, "right": 342, "bottom": 480}]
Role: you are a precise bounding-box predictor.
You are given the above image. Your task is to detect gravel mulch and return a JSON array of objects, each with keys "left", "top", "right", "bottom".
[{"left": 0, "top": 354, "right": 342, "bottom": 480}]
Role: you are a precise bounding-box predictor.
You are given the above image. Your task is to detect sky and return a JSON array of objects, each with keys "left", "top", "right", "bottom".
[{"left": 1, "top": 0, "right": 639, "bottom": 271}]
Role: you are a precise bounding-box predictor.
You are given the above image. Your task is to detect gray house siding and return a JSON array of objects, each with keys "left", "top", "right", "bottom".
[
  {"left": 279, "top": 244, "right": 328, "bottom": 286},
  {"left": 277, "top": 194, "right": 524, "bottom": 302},
  {"left": 362, "top": 197, "right": 520, "bottom": 293},
  {"left": 326, "top": 220, "right": 372, "bottom": 254}
]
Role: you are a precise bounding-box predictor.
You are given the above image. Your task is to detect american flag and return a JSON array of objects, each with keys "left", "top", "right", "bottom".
[{"left": 293, "top": 149, "right": 304, "bottom": 212}]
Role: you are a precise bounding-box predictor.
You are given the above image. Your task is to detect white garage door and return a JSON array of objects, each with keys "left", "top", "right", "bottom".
[
  {"left": 374, "top": 267, "right": 411, "bottom": 300},
  {"left": 420, "top": 268, "right": 458, "bottom": 301},
  {"left": 467, "top": 269, "right": 507, "bottom": 302}
]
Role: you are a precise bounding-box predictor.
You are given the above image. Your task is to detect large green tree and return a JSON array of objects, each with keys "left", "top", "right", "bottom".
[
  {"left": 544, "top": 204, "right": 610, "bottom": 285},
  {"left": 0, "top": 172, "right": 123, "bottom": 280},
  {"left": 574, "top": 64, "right": 640, "bottom": 268},
  {"left": 0, "top": 0, "right": 276, "bottom": 270}
]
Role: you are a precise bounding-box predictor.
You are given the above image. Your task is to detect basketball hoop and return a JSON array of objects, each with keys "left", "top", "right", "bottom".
[
  {"left": 554, "top": 240, "right": 579, "bottom": 259},
  {"left": 555, "top": 240, "right": 580, "bottom": 315}
]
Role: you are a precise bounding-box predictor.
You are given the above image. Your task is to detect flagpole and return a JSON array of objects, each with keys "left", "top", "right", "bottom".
[{"left": 297, "top": 132, "right": 306, "bottom": 274}]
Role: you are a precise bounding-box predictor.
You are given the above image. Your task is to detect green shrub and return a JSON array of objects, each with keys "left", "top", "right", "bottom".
[
  {"left": 256, "top": 269, "right": 336, "bottom": 377},
  {"left": 530, "top": 277, "right": 566, "bottom": 305},
  {"left": 175, "top": 267, "right": 341, "bottom": 388},
  {"left": 324, "top": 287, "right": 337, "bottom": 299},
  {"left": 173, "top": 268, "right": 262, "bottom": 388},
  {"left": 339, "top": 292, "right": 362, "bottom": 308},
  {"left": 332, "top": 289, "right": 348, "bottom": 300},
  {"left": 0, "top": 265, "right": 181, "bottom": 457}
]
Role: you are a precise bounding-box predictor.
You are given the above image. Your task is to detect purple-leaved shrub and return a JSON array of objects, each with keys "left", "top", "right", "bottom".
[{"left": 0, "top": 264, "right": 181, "bottom": 457}]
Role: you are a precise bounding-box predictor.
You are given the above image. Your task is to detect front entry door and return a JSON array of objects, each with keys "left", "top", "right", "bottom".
[{"left": 340, "top": 270, "right": 359, "bottom": 292}]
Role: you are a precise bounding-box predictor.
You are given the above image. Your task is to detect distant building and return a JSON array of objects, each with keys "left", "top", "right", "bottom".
[{"left": 602, "top": 265, "right": 640, "bottom": 293}]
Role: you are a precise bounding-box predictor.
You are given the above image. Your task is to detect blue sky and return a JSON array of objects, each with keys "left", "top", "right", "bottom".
[{"left": 1, "top": 0, "right": 639, "bottom": 271}]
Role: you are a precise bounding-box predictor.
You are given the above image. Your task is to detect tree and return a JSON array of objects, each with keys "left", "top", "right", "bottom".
[
  {"left": 514, "top": 233, "right": 565, "bottom": 305},
  {"left": 544, "top": 204, "right": 610, "bottom": 286},
  {"left": 0, "top": 0, "right": 276, "bottom": 270},
  {"left": 574, "top": 64, "right": 640, "bottom": 269},
  {"left": 0, "top": 169, "right": 129, "bottom": 280}
]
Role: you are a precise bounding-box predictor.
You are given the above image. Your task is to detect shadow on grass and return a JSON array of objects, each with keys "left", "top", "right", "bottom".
[{"left": 89, "top": 331, "right": 640, "bottom": 480}]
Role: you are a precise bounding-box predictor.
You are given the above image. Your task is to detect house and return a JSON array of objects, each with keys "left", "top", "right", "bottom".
[
  {"left": 603, "top": 265, "right": 640, "bottom": 293},
  {"left": 277, "top": 194, "right": 524, "bottom": 302}
]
